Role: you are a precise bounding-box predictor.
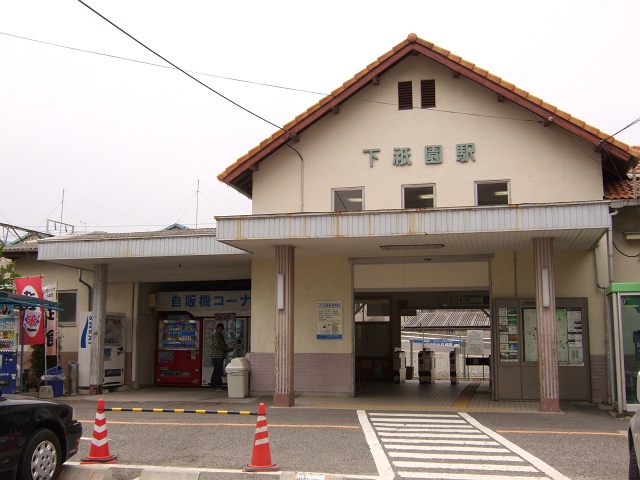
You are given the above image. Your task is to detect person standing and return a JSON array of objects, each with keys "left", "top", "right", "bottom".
[{"left": 210, "top": 322, "right": 232, "bottom": 389}]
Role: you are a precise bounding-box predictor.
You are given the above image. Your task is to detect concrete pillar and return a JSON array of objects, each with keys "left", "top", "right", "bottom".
[
  {"left": 533, "top": 238, "right": 560, "bottom": 413},
  {"left": 89, "top": 264, "right": 108, "bottom": 395},
  {"left": 274, "top": 245, "right": 295, "bottom": 407}
]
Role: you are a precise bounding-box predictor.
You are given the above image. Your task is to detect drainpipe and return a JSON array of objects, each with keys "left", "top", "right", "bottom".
[
  {"left": 286, "top": 144, "right": 304, "bottom": 212},
  {"left": 78, "top": 269, "right": 93, "bottom": 309}
]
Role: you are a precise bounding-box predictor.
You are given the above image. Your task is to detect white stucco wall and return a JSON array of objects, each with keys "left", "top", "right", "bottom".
[
  {"left": 250, "top": 255, "right": 352, "bottom": 355},
  {"left": 251, "top": 54, "right": 603, "bottom": 214}
]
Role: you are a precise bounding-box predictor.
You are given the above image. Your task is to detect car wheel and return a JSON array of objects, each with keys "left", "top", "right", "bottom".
[
  {"left": 18, "top": 429, "right": 62, "bottom": 480},
  {"left": 631, "top": 436, "right": 640, "bottom": 480}
]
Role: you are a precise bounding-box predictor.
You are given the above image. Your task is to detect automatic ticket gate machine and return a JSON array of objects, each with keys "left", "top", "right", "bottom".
[{"left": 418, "top": 348, "right": 436, "bottom": 384}]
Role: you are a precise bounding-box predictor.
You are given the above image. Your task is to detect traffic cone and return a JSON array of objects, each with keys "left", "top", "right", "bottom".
[
  {"left": 81, "top": 399, "right": 117, "bottom": 464},
  {"left": 244, "top": 402, "right": 279, "bottom": 472}
]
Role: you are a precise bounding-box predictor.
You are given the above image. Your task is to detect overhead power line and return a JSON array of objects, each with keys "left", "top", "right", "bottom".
[{"left": 76, "top": 0, "right": 291, "bottom": 134}]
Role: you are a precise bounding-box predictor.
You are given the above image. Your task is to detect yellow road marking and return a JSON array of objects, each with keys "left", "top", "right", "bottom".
[{"left": 80, "top": 419, "right": 359, "bottom": 429}]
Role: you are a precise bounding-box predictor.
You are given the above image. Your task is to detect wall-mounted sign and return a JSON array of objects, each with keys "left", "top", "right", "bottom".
[
  {"left": 317, "top": 301, "right": 343, "bottom": 340},
  {"left": 364, "top": 143, "right": 476, "bottom": 167}
]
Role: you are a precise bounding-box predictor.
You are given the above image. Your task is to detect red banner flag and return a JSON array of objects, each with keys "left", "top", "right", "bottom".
[{"left": 15, "top": 276, "right": 45, "bottom": 345}]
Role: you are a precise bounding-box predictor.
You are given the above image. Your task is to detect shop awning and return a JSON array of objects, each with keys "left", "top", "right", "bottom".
[{"left": 0, "top": 292, "right": 63, "bottom": 311}]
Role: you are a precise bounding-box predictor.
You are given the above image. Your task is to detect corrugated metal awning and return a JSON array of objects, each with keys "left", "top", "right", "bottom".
[{"left": 402, "top": 310, "right": 489, "bottom": 329}]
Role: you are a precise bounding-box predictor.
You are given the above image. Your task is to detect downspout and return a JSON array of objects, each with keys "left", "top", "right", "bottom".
[
  {"left": 78, "top": 269, "right": 93, "bottom": 309},
  {"left": 605, "top": 208, "right": 619, "bottom": 406},
  {"left": 286, "top": 144, "right": 304, "bottom": 212}
]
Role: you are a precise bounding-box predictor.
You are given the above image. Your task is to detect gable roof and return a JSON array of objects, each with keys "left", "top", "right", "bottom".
[{"left": 218, "top": 33, "right": 639, "bottom": 199}]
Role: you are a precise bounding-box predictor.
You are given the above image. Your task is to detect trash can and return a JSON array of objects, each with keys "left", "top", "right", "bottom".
[
  {"left": 225, "top": 357, "right": 250, "bottom": 398},
  {"left": 41, "top": 366, "right": 65, "bottom": 397},
  {"left": 68, "top": 361, "right": 79, "bottom": 396}
]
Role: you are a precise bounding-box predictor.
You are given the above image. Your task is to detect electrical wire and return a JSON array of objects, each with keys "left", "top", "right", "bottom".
[
  {"left": 613, "top": 241, "right": 640, "bottom": 258},
  {"left": 75, "top": 0, "right": 291, "bottom": 135},
  {"left": 0, "top": 30, "right": 536, "bottom": 124},
  {"left": 603, "top": 116, "right": 640, "bottom": 142}
]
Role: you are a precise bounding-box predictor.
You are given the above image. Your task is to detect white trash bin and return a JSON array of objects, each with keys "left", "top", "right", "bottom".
[{"left": 225, "top": 357, "right": 250, "bottom": 398}]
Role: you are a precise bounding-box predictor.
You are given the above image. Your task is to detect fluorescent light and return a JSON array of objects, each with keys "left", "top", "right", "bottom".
[
  {"left": 541, "top": 268, "right": 550, "bottom": 308},
  {"left": 493, "top": 191, "right": 509, "bottom": 196},
  {"left": 624, "top": 232, "right": 640, "bottom": 241},
  {"left": 418, "top": 194, "right": 434, "bottom": 199},
  {"left": 348, "top": 198, "right": 363, "bottom": 203},
  {"left": 380, "top": 244, "right": 445, "bottom": 251},
  {"left": 277, "top": 274, "right": 284, "bottom": 310}
]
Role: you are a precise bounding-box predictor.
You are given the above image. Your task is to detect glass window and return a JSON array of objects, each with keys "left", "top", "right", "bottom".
[
  {"left": 355, "top": 299, "right": 390, "bottom": 322},
  {"left": 476, "top": 181, "right": 509, "bottom": 206},
  {"left": 58, "top": 291, "right": 77, "bottom": 326},
  {"left": 333, "top": 188, "right": 363, "bottom": 212},
  {"left": 403, "top": 184, "right": 435, "bottom": 209}
]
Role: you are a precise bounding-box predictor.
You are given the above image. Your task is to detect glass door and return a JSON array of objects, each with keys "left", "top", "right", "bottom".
[{"left": 621, "top": 294, "right": 640, "bottom": 411}]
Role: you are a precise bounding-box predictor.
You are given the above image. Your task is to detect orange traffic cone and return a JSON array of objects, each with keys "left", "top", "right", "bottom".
[
  {"left": 244, "top": 402, "right": 279, "bottom": 472},
  {"left": 81, "top": 399, "right": 117, "bottom": 464}
]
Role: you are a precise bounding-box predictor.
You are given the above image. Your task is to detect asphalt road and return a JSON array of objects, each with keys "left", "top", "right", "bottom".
[{"left": 61, "top": 398, "right": 631, "bottom": 480}]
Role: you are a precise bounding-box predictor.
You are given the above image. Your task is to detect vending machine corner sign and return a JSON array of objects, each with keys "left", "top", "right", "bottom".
[
  {"left": 0, "top": 314, "right": 18, "bottom": 394},
  {"left": 156, "top": 318, "right": 201, "bottom": 386}
]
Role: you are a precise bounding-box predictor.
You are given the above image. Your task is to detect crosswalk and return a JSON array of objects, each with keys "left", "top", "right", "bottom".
[{"left": 367, "top": 411, "right": 570, "bottom": 480}]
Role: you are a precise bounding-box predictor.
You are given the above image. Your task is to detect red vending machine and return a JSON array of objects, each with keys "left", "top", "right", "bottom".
[{"left": 156, "top": 317, "right": 201, "bottom": 386}]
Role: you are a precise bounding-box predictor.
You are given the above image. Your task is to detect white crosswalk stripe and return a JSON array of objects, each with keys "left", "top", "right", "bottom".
[{"left": 367, "top": 411, "right": 570, "bottom": 480}]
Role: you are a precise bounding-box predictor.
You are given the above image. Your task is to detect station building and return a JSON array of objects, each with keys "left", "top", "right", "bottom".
[{"left": 6, "top": 34, "right": 640, "bottom": 412}]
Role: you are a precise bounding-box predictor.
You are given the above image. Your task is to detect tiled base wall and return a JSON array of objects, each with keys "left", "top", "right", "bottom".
[
  {"left": 590, "top": 354, "right": 609, "bottom": 404},
  {"left": 248, "top": 352, "right": 353, "bottom": 396}
]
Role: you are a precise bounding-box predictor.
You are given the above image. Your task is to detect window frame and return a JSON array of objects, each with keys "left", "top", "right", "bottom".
[
  {"left": 402, "top": 183, "right": 436, "bottom": 209},
  {"left": 332, "top": 187, "right": 364, "bottom": 212},
  {"left": 475, "top": 180, "right": 510, "bottom": 206},
  {"left": 57, "top": 290, "right": 78, "bottom": 326}
]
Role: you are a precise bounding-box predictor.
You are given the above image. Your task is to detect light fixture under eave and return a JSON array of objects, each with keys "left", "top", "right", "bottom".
[
  {"left": 624, "top": 232, "right": 640, "bottom": 241},
  {"left": 380, "top": 244, "right": 445, "bottom": 251}
]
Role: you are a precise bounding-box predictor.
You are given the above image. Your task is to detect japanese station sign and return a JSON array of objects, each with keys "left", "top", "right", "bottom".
[{"left": 364, "top": 142, "right": 476, "bottom": 167}]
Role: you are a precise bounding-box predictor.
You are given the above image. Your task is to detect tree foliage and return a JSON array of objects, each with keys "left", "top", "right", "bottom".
[{"left": 0, "top": 248, "right": 17, "bottom": 292}]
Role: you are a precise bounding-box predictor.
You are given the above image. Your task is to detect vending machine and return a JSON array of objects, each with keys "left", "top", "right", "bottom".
[
  {"left": 78, "top": 311, "right": 127, "bottom": 390},
  {"left": 201, "top": 314, "right": 249, "bottom": 387},
  {"left": 0, "top": 312, "right": 18, "bottom": 394},
  {"left": 103, "top": 313, "right": 125, "bottom": 387},
  {"left": 156, "top": 317, "right": 201, "bottom": 386}
]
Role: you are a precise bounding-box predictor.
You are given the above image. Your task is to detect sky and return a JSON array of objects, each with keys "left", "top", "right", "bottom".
[{"left": 1, "top": 0, "right": 639, "bottom": 238}]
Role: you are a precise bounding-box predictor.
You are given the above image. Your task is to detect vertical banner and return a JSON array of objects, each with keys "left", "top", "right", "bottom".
[
  {"left": 14, "top": 276, "right": 45, "bottom": 345},
  {"left": 43, "top": 283, "right": 58, "bottom": 356}
]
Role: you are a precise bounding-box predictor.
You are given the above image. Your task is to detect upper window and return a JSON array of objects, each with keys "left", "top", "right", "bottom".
[
  {"left": 398, "top": 81, "right": 413, "bottom": 110},
  {"left": 58, "top": 290, "right": 78, "bottom": 326},
  {"left": 403, "top": 184, "right": 435, "bottom": 209},
  {"left": 476, "top": 181, "right": 510, "bottom": 206},
  {"left": 421, "top": 79, "right": 436, "bottom": 108},
  {"left": 333, "top": 188, "right": 363, "bottom": 212}
]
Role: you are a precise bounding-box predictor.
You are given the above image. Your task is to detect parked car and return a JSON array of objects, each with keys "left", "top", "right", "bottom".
[{"left": 0, "top": 393, "right": 82, "bottom": 480}]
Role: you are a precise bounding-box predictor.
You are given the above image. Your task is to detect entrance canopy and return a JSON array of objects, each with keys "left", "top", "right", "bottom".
[
  {"left": 0, "top": 291, "right": 62, "bottom": 311},
  {"left": 215, "top": 201, "right": 611, "bottom": 259}
]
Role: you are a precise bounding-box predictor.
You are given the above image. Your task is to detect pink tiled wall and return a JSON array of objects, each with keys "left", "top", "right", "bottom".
[{"left": 248, "top": 352, "right": 353, "bottom": 396}]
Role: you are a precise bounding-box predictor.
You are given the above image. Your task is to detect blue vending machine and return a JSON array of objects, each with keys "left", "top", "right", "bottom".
[{"left": 0, "top": 309, "right": 18, "bottom": 394}]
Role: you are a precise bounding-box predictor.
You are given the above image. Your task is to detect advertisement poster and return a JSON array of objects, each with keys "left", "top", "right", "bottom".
[
  {"left": 498, "top": 307, "right": 518, "bottom": 362},
  {"left": 317, "top": 301, "right": 343, "bottom": 340},
  {"left": 15, "top": 276, "right": 45, "bottom": 345}
]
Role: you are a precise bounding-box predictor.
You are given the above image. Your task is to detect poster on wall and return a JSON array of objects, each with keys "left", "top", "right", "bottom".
[
  {"left": 523, "top": 307, "right": 584, "bottom": 366},
  {"left": 498, "top": 307, "right": 518, "bottom": 362},
  {"left": 317, "top": 301, "right": 343, "bottom": 340}
]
